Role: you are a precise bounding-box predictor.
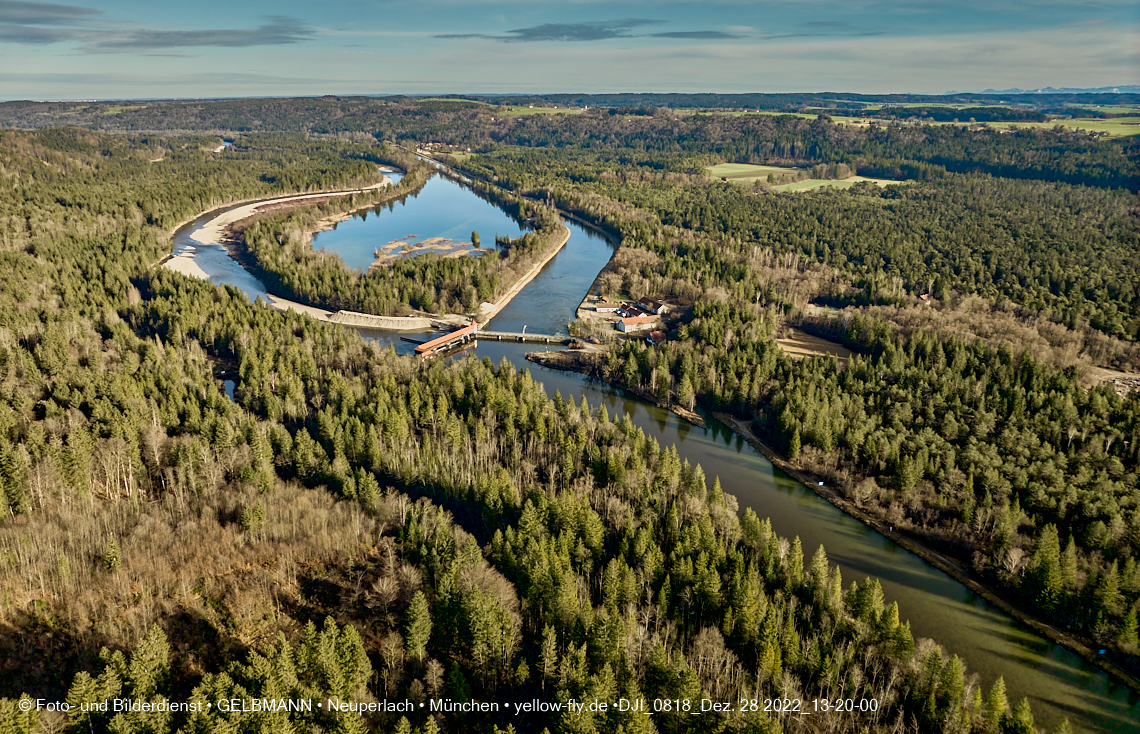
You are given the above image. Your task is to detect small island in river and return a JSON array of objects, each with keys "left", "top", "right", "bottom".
[{"left": 368, "top": 236, "right": 486, "bottom": 271}]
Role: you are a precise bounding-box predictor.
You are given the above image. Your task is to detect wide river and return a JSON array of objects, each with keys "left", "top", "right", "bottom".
[{"left": 171, "top": 174, "right": 1139, "bottom": 734}]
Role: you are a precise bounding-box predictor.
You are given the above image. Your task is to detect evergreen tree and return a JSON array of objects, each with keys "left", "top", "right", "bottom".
[
  {"left": 1028, "top": 524, "right": 1063, "bottom": 613},
  {"left": 405, "top": 591, "right": 434, "bottom": 663},
  {"left": 984, "top": 676, "right": 1008, "bottom": 733}
]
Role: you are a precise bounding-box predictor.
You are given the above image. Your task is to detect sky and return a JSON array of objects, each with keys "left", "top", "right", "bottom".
[{"left": 0, "top": 0, "right": 1137, "bottom": 99}]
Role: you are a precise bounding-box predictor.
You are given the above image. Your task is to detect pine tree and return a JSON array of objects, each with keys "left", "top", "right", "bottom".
[
  {"left": 757, "top": 607, "right": 782, "bottom": 682},
  {"left": 809, "top": 545, "right": 830, "bottom": 598},
  {"left": 1005, "top": 698, "right": 1035, "bottom": 734},
  {"left": 540, "top": 624, "right": 558, "bottom": 690},
  {"left": 1029, "top": 524, "right": 1063, "bottom": 613},
  {"left": 788, "top": 427, "right": 801, "bottom": 459},
  {"left": 984, "top": 676, "right": 1008, "bottom": 733},
  {"left": 1060, "top": 536, "right": 1078, "bottom": 591},
  {"left": 104, "top": 537, "right": 122, "bottom": 572},
  {"left": 1117, "top": 605, "right": 1138, "bottom": 652},
  {"left": 0, "top": 697, "right": 39, "bottom": 734},
  {"left": 405, "top": 591, "right": 433, "bottom": 663},
  {"left": 939, "top": 654, "right": 965, "bottom": 709},
  {"left": 1095, "top": 560, "right": 1123, "bottom": 618},
  {"left": 658, "top": 575, "right": 672, "bottom": 618},
  {"left": 677, "top": 374, "right": 695, "bottom": 410},
  {"left": 128, "top": 625, "right": 171, "bottom": 699},
  {"left": 786, "top": 536, "right": 804, "bottom": 589}
]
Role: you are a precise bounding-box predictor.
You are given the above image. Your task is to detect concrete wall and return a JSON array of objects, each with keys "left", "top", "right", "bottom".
[{"left": 327, "top": 311, "right": 433, "bottom": 330}]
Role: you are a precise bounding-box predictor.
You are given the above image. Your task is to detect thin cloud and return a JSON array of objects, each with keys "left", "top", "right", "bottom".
[
  {"left": 0, "top": 0, "right": 98, "bottom": 25},
  {"left": 437, "top": 19, "right": 664, "bottom": 43},
  {"left": 651, "top": 31, "right": 741, "bottom": 39},
  {"left": 81, "top": 16, "right": 314, "bottom": 52},
  {"left": 0, "top": 22, "right": 78, "bottom": 42},
  {"left": 762, "top": 21, "right": 886, "bottom": 40}
]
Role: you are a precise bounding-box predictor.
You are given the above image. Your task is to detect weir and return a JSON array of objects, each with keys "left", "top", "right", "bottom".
[{"left": 475, "top": 330, "right": 567, "bottom": 344}]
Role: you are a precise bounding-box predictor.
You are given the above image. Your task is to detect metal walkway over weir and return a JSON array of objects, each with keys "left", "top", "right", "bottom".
[{"left": 476, "top": 331, "right": 567, "bottom": 344}]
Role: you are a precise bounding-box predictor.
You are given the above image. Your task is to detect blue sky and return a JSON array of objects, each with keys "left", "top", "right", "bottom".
[{"left": 1, "top": 0, "right": 1137, "bottom": 99}]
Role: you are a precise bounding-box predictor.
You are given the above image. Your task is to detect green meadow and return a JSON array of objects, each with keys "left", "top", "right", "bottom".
[
  {"left": 1064, "top": 104, "right": 1140, "bottom": 115},
  {"left": 104, "top": 105, "right": 147, "bottom": 114},
  {"left": 771, "top": 176, "right": 904, "bottom": 193},
  {"left": 498, "top": 106, "right": 583, "bottom": 116},
  {"left": 988, "top": 117, "right": 1140, "bottom": 136},
  {"left": 706, "top": 162, "right": 799, "bottom": 181}
]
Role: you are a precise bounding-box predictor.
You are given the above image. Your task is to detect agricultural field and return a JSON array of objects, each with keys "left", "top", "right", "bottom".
[
  {"left": 416, "top": 97, "right": 492, "bottom": 105},
  {"left": 498, "top": 105, "right": 583, "bottom": 115},
  {"left": 104, "top": 104, "right": 147, "bottom": 114},
  {"left": 827, "top": 111, "right": 1140, "bottom": 137},
  {"left": 997, "top": 116, "right": 1140, "bottom": 136},
  {"left": 1064, "top": 104, "right": 1140, "bottom": 115},
  {"left": 858, "top": 102, "right": 996, "bottom": 110},
  {"left": 707, "top": 164, "right": 901, "bottom": 192},
  {"left": 770, "top": 175, "right": 900, "bottom": 192},
  {"left": 706, "top": 162, "right": 799, "bottom": 181},
  {"left": 683, "top": 109, "right": 818, "bottom": 119}
]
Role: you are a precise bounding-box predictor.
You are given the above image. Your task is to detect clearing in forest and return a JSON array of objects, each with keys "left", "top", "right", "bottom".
[
  {"left": 775, "top": 327, "right": 854, "bottom": 364},
  {"left": 706, "top": 162, "right": 798, "bottom": 181},
  {"left": 499, "top": 106, "right": 583, "bottom": 116},
  {"left": 772, "top": 175, "right": 901, "bottom": 192}
]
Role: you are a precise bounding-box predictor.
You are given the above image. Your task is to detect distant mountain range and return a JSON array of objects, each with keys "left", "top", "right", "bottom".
[{"left": 947, "top": 85, "right": 1140, "bottom": 95}]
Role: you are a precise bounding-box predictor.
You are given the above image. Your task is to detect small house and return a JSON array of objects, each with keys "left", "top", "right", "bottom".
[
  {"left": 646, "top": 330, "right": 666, "bottom": 346},
  {"left": 618, "top": 316, "right": 657, "bottom": 333},
  {"left": 596, "top": 298, "right": 620, "bottom": 313},
  {"left": 637, "top": 297, "right": 669, "bottom": 315}
]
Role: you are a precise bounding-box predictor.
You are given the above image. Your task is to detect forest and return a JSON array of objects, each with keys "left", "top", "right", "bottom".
[
  {"left": 0, "top": 98, "right": 1135, "bottom": 191},
  {"left": 0, "top": 100, "right": 1135, "bottom": 734},
  {"left": 438, "top": 137, "right": 1140, "bottom": 681},
  {"left": 454, "top": 143, "right": 1140, "bottom": 341}
]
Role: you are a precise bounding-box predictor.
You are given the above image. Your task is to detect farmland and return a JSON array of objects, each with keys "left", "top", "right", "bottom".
[
  {"left": 771, "top": 175, "right": 901, "bottom": 192},
  {"left": 706, "top": 162, "right": 798, "bottom": 181},
  {"left": 987, "top": 116, "right": 1140, "bottom": 136},
  {"left": 706, "top": 163, "right": 901, "bottom": 191},
  {"left": 498, "top": 105, "right": 583, "bottom": 115}
]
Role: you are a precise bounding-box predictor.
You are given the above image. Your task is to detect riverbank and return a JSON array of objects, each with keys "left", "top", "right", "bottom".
[
  {"left": 189, "top": 177, "right": 391, "bottom": 248},
  {"left": 478, "top": 221, "right": 572, "bottom": 323},
  {"left": 162, "top": 177, "right": 396, "bottom": 321},
  {"left": 164, "top": 176, "right": 455, "bottom": 329},
  {"left": 711, "top": 410, "right": 1140, "bottom": 696},
  {"left": 526, "top": 349, "right": 706, "bottom": 427},
  {"left": 520, "top": 341, "right": 1140, "bottom": 695}
]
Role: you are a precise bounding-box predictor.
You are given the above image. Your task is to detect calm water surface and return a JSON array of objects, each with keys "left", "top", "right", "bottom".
[
  {"left": 311, "top": 173, "right": 527, "bottom": 270},
  {"left": 171, "top": 175, "right": 1140, "bottom": 734}
]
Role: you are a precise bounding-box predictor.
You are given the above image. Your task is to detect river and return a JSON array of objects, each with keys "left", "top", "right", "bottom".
[{"left": 169, "top": 174, "right": 1139, "bottom": 734}]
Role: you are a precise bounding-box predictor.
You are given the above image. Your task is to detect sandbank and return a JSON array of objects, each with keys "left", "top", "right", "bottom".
[
  {"left": 164, "top": 255, "right": 209, "bottom": 280},
  {"left": 189, "top": 177, "right": 391, "bottom": 247}
]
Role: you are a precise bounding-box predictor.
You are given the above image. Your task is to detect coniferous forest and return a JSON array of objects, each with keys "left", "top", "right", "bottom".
[{"left": 0, "top": 97, "right": 1138, "bottom": 734}]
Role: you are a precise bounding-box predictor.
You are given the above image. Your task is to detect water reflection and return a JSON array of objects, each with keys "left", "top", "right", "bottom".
[
  {"left": 463, "top": 343, "right": 1140, "bottom": 734},
  {"left": 311, "top": 174, "right": 528, "bottom": 271}
]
